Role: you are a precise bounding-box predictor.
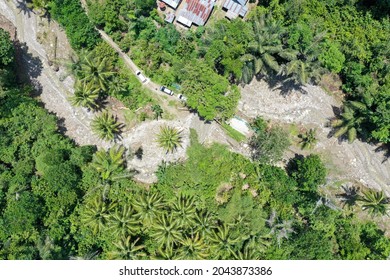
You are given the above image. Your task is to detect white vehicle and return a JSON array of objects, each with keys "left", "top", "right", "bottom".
[
  {"left": 135, "top": 70, "right": 147, "bottom": 83},
  {"left": 160, "top": 86, "right": 174, "bottom": 96},
  {"left": 178, "top": 94, "right": 187, "bottom": 102}
]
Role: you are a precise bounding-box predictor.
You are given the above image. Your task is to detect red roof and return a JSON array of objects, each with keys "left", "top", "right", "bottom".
[{"left": 178, "top": 0, "right": 215, "bottom": 26}]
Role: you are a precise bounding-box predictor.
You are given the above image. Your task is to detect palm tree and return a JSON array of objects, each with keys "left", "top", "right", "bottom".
[
  {"left": 91, "top": 111, "right": 122, "bottom": 141},
  {"left": 152, "top": 245, "right": 178, "bottom": 260},
  {"left": 80, "top": 197, "right": 116, "bottom": 235},
  {"left": 79, "top": 53, "right": 113, "bottom": 91},
  {"left": 150, "top": 214, "right": 182, "bottom": 249},
  {"left": 70, "top": 80, "right": 100, "bottom": 110},
  {"left": 193, "top": 210, "right": 216, "bottom": 237},
  {"left": 177, "top": 233, "right": 209, "bottom": 260},
  {"left": 331, "top": 101, "right": 369, "bottom": 143},
  {"left": 299, "top": 128, "right": 317, "bottom": 150},
  {"left": 133, "top": 192, "right": 166, "bottom": 227},
  {"left": 269, "top": 219, "right": 295, "bottom": 247},
  {"left": 171, "top": 194, "right": 196, "bottom": 228},
  {"left": 156, "top": 125, "right": 183, "bottom": 153},
  {"left": 91, "top": 145, "right": 126, "bottom": 182},
  {"left": 241, "top": 14, "right": 288, "bottom": 83},
  {"left": 27, "top": 0, "right": 50, "bottom": 17},
  {"left": 358, "top": 189, "right": 389, "bottom": 217},
  {"left": 108, "top": 205, "right": 140, "bottom": 237},
  {"left": 108, "top": 76, "right": 127, "bottom": 98},
  {"left": 279, "top": 31, "right": 326, "bottom": 85},
  {"left": 208, "top": 224, "right": 240, "bottom": 259},
  {"left": 108, "top": 236, "right": 146, "bottom": 260}
]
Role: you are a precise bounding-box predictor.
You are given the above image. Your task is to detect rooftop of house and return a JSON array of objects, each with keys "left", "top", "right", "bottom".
[
  {"left": 223, "top": 0, "right": 248, "bottom": 18},
  {"left": 177, "top": 0, "right": 216, "bottom": 27},
  {"left": 161, "top": 0, "right": 182, "bottom": 9}
]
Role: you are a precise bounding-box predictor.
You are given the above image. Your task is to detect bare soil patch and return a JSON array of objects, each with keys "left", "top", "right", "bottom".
[{"left": 238, "top": 79, "right": 390, "bottom": 194}]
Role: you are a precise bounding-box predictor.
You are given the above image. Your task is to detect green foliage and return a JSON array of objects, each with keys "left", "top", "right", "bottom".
[
  {"left": 48, "top": 0, "right": 100, "bottom": 49},
  {"left": 91, "top": 111, "right": 122, "bottom": 141},
  {"left": 156, "top": 125, "right": 183, "bottom": 153},
  {"left": 358, "top": 189, "right": 389, "bottom": 217},
  {"left": 288, "top": 154, "right": 326, "bottom": 194},
  {"left": 249, "top": 118, "right": 290, "bottom": 164},
  {"left": 298, "top": 128, "right": 317, "bottom": 150},
  {"left": 0, "top": 29, "right": 14, "bottom": 66}
]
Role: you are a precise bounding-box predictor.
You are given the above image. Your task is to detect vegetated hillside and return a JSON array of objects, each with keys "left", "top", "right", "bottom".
[
  {"left": 25, "top": 0, "right": 390, "bottom": 145},
  {"left": 81, "top": 0, "right": 388, "bottom": 145},
  {"left": 1, "top": 27, "right": 390, "bottom": 259}
]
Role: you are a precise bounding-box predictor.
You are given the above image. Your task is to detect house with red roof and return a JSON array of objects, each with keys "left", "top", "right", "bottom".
[{"left": 176, "top": 0, "right": 216, "bottom": 27}]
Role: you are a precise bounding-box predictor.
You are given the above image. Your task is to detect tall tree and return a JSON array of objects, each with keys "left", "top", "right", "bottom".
[
  {"left": 150, "top": 214, "right": 182, "bottom": 249},
  {"left": 80, "top": 197, "right": 116, "bottom": 235},
  {"left": 359, "top": 189, "right": 389, "bottom": 217},
  {"left": 108, "top": 236, "right": 146, "bottom": 260},
  {"left": 79, "top": 52, "right": 113, "bottom": 91},
  {"left": 91, "top": 111, "right": 122, "bottom": 141},
  {"left": 156, "top": 125, "right": 183, "bottom": 153},
  {"left": 108, "top": 205, "right": 140, "bottom": 237},
  {"left": 241, "top": 14, "right": 288, "bottom": 83},
  {"left": 70, "top": 80, "right": 100, "bottom": 110}
]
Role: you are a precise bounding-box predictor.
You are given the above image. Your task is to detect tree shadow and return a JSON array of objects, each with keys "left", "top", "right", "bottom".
[
  {"left": 56, "top": 117, "right": 68, "bottom": 135},
  {"left": 374, "top": 143, "right": 390, "bottom": 164},
  {"left": 15, "top": 0, "right": 34, "bottom": 18},
  {"left": 262, "top": 74, "right": 308, "bottom": 96},
  {"left": 14, "top": 41, "right": 43, "bottom": 96}
]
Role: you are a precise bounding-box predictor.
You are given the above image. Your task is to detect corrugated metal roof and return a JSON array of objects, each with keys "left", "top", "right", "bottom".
[
  {"left": 161, "top": 0, "right": 181, "bottom": 9},
  {"left": 177, "top": 0, "right": 215, "bottom": 26},
  {"left": 177, "top": 15, "right": 192, "bottom": 27},
  {"left": 223, "top": 0, "right": 248, "bottom": 18}
]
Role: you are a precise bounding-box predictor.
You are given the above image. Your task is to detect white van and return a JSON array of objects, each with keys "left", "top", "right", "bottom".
[
  {"left": 160, "top": 86, "right": 174, "bottom": 96},
  {"left": 135, "top": 70, "right": 147, "bottom": 83}
]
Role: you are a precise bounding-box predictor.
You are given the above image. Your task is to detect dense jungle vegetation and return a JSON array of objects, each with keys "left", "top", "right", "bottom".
[{"left": 0, "top": 0, "right": 389, "bottom": 259}]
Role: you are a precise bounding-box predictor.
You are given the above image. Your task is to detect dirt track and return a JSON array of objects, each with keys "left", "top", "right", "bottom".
[{"left": 238, "top": 79, "right": 390, "bottom": 193}]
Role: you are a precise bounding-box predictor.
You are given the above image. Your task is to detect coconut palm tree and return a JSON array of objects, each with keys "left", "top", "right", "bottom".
[
  {"left": 331, "top": 101, "right": 370, "bottom": 143},
  {"left": 358, "top": 189, "right": 389, "bottom": 217},
  {"left": 79, "top": 53, "right": 114, "bottom": 91},
  {"left": 240, "top": 14, "right": 288, "bottom": 84},
  {"left": 171, "top": 194, "right": 196, "bottom": 228},
  {"left": 70, "top": 80, "right": 100, "bottom": 110},
  {"left": 156, "top": 125, "right": 183, "bottom": 153},
  {"left": 91, "top": 145, "right": 126, "bottom": 182},
  {"left": 27, "top": 0, "right": 50, "bottom": 17},
  {"left": 108, "top": 236, "right": 146, "bottom": 260},
  {"left": 279, "top": 31, "right": 326, "bottom": 85},
  {"left": 177, "top": 233, "right": 209, "bottom": 260},
  {"left": 108, "top": 76, "right": 127, "bottom": 98},
  {"left": 150, "top": 214, "right": 182, "bottom": 249},
  {"left": 91, "top": 111, "right": 122, "bottom": 141},
  {"left": 152, "top": 245, "right": 178, "bottom": 260},
  {"left": 299, "top": 128, "right": 317, "bottom": 150},
  {"left": 133, "top": 192, "right": 166, "bottom": 227},
  {"left": 108, "top": 205, "right": 140, "bottom": 237},
  {"left": 80, "top": 197, "right": 116, "bottom": 235},
  {"left": 208, "top": 224, "right": 241, "bottom": 259},
  {"left": 194, "top": 210, "right": 216, "bottom": 238}
]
